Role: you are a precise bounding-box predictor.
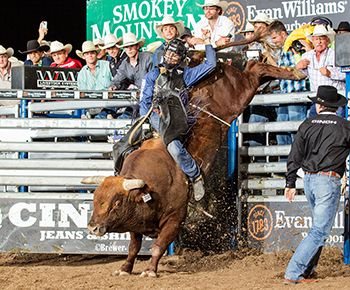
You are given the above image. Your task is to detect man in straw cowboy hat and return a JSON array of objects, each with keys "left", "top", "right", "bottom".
[
  {"left": 192, "top": 0, "right": 235, "bottom": 51},
  {"left": 284, "top": 85, "right": 350, "bottom": 284},
  {"left": 139, "top": 37, "right": 216, "bottom": 201},
  {"left": 0, "top": 45, "right": 15, "bottom": 89},
  {"left": 19, "top": 39, "right": 52, "bottom": 67},
  {"left": 76, "top": 41, "right": 112, "bottom": 91},
  {"left": 50, "top": 40, "right": 82, "bottom": 68},
  {"left": 296, "top": 24, "right": 345, "bottom": 117},
  {"left": 76, "top": 41, "right": 114, "bottom": 119},
  {"left": 153, "top": 15, "right": 185, "bottom": 67},
  {"left": 101, "top": 34, "right": 127, "bottom": 77},
  {"left": 110, "top": 32, "right": 152, "bottom": 90}
]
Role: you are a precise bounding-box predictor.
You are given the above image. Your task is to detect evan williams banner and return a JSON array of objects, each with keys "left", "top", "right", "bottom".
[
  {"left": 246, "top": 197, "right": 345, "bottom": 252},
  {"left": 86, "top": 0, "right": 350, "bottom": 44}
]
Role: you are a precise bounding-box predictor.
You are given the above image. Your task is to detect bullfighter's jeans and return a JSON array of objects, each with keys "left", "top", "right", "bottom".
[
  {"left": 149, "top": 112, "right": 200, "bottom": 181},
  {"left": 284, "top": 174, "right": 341, "bottom": 281}
]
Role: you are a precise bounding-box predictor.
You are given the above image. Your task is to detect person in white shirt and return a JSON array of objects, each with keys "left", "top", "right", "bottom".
[{"left": 192, "top": 0, "right": 235, "bottom": 51}]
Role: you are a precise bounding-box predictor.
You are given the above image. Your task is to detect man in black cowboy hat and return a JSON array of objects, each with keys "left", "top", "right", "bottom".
[
  {"left": 284, "top": 85, "right": 350, "bottom": 284},
  {"left": 19, "top": 39, "right": 52, "bottom": 67},
  {"left": 335, "top": 21, "right": 350, "bottom": 34}
]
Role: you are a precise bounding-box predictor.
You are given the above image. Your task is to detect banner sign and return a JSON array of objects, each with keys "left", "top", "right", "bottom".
[
  {"left": 0, "top": 193, "right": 152, "bottom": 255},
  {"left": 86, "top": 0, "right": 350, "bottom": 45},
  {"left": 247, "top": 196, "right": 345, "bottom": 252}
]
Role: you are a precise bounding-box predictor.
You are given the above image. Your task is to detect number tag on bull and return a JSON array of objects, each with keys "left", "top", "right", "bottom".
[{"left": 142, "top": 193, "right": 152, "bottom": 203}]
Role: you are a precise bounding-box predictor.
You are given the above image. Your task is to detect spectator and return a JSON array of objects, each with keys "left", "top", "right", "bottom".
[
  {"left": 296, "top": 24, "right": 345, "bottom": 117},
  {"left": 269, "top": 21, "right": 308, "bottom": 146},
  {"left": 239, "top": 21, "right": 255, "bottom": 53},
  {"left": 101, "top": 34, "right": 127, "bottom": 77},
  {"left": 110, "top": 32, "right": 152, "bottom": 90},
  {"left": 335, "top": 21, "right": 350, "bottom": 34},
  {"left": 93, "top": 38, "right": 107, "bottom": 60},
  {"left": 153, "top": 15, "right": 184, "bottom": 67},
  {"left": 19, "top": 40, "right": 52, "bottom": 67},
  {"left": 50, "top": 41, "right": 82, "bottom": 68},
  {"left": 193, "top": 0, "right": 235, "bottom": 51},
  {"left": 76, "top": 41, "right": 113, "bottom": 119}
]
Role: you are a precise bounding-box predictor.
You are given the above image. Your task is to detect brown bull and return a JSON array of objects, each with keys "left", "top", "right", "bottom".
[{"left": 85, "top": 60, "right": 305, "bottom": 277}]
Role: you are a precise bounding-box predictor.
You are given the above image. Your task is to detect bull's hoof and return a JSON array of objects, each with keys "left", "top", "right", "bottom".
[
  {"left": 112, "top": 270, "right": 130, "bottom": 276},
  {"left": 140, "top": 270, "right": 157, "bottom": 278}
]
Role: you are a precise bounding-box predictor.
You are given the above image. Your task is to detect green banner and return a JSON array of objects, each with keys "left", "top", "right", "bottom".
[{"left": 87, "top": 0, "right": 207, "bottom": 44}]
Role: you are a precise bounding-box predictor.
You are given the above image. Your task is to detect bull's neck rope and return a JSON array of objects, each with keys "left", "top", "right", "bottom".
[{"left": 189, "top": 103, "right": 231, "bottom": 127}]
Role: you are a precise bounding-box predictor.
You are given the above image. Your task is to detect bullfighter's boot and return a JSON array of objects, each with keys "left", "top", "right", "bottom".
[{"left": 193, "top": 175, "right": 205, "bottom": 201}]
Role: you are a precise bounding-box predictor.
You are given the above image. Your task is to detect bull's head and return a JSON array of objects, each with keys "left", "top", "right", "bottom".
[{"left": 83, "top": 176, "right": 145, "bottom": 236}]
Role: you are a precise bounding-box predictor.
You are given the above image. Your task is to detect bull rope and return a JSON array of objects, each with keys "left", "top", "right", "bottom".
[{"left": 189, "top": 103, "right": 231, "bottom": 127}]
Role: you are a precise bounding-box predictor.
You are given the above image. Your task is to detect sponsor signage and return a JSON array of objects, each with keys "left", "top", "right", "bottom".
[
  {"left": 11, "top": 66, "right": 80, "bottom": 90},
  {"left": 247, "top": 196, "right": 345, "bottom": 252},
  {"left": 87, "top": 0, "right": 350, "bottom": 45},
  {"left": 0, "top": 193, "right": 152, "bottom": 255}
]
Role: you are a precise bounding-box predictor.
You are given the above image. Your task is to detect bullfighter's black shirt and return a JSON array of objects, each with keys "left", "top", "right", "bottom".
[{"left": 286, "top": 112, "right": 350, "bottom": 188}]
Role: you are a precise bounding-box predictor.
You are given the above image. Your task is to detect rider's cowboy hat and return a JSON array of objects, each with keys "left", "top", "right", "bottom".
[
  {"left": 101, "top": 34, "right": 122, "bottom": 49},
  {"left": 155, "top": 16, "right": 185, "bottom": 37},
  {"left": 307, "top": 24, "right": 335, "bottom": 42},
  {"left": 76, "top": 41, "right": 98, "bottom": 58},
  {"left": 118, "top": 32, "right": 145, "bottom": 48},
  {"left": 239, "top": 22, "right": 254, "bottom": 34},
  {"left": 249, "top": 13, "right": 274, "bottom": 25},
  {"left": 335, "top": 21, "right": 350, "bottom": 33},
  {"left": 50, "top": 41, "right": 72, "bottom": 54},
  {"left": 19, "top": 40, "right": 50, "bottom": 54},
  {"left": 308, "top": 85, "right": 346, "bottom": 108},
  {"left": 196, "top": 0, "right": 228, "bottom": 12},
  {"left": 0, "top": 45, "right": 14, "bottom": 57}
]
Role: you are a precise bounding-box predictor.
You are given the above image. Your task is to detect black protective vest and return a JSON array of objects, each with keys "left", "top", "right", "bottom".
[{"left": 154, "top": 68, "right": 189, "bottom": 145}]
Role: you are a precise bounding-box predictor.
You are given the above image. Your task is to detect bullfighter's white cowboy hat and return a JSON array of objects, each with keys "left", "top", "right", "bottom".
[
  {"left": 0, "top": 45, "right": 14, "bottom": 57},
  {"left": 101, "top": 34, "right": 122, "bottom": 49},
  {"left": 118, "top": 32, "right": 145, "bottom": 48},
  {"left": 196, "top": 0, "right": 229, "bottom": 12},
  {"left": 249, "top": 13, "right": 274, "bottom": 25},
  {"left": 76, "top": 41, "right": 99, "bottom": 59},
  {"left": 50, "top": 40, "right": 72, "bottom": 54},
  {"left": 240, "top": 22, "right": 254, "bottom": 34},
  {"left": 307, "top": 24, "right": 335, "bottom": 43},
  {"left": 155, "top": 16, "right": 185, "bottom": 37}
]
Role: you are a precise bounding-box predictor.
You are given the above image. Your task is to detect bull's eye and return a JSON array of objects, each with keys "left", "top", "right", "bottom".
[{"left": 115, "top": 200, "right": 121, "bottom": 207}]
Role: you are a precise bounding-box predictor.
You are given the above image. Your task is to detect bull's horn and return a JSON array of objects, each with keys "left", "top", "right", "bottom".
[
  {"left": 122, "top": 179, "right": 145, "bottom": 190},
  {"left": 81, "top": 176, "right": 106, "bottom": 184}
]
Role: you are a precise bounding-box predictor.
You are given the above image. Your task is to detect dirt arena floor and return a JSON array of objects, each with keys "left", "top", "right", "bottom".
[{"left": 0, "top": 247, "right": 349, "bottom": 290}]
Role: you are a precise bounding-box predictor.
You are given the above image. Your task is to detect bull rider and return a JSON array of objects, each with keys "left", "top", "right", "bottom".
[{"left": 139, "top": 38, "right": 216, "bottom": 201}]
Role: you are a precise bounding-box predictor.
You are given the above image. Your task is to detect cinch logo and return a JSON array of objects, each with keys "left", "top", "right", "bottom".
[
  {"left": 248, "top": 204, "right": 273, "bottom": 241},
  {"left": 225, "top": 2, "right": 246, "bottom": 33}
]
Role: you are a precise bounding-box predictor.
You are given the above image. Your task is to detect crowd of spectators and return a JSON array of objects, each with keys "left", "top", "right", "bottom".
[{"left": 0, "top": 0, "right": 349, "bottom": 146}]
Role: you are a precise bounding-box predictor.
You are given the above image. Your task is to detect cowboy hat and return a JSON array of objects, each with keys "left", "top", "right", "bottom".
[
  {"left": 50, "top": 40, "right": 72, "bottom": 54},
  {"left": 101, "top": 34, "right": 122, "bottom": 49},
  {"left": 249, "top": 13, "right": 274, "bottom": 25},
  {"left": 240, "top": 22, "right": 254, "bottom": 34},
  {"left": 196, "top": 0, "right": 228, "bottom": 12},
  {"left": 93, "top": 38, "right": 104, "bottom": 47},
  {"left": 0, "top": 45, "right": 14, "bottom": 57},
  {"left": 76, "top": 41, "right": 98, "bottom": 58},
  {"left": 308, "top": 85, "right": 346, "bottom": 108},
  {"left": 19, "top": 39, "right": 49, "bottom": 54},
  {"left": 155, "top": 16, "right": 185, "bottom": 37},
  {"left": 145, "top": 41, "right": 163, "bottom": 53},
  {"left": 307, "top": 24, "right": 335, "bottom": 43},
  {"left": 335, "top": 21, "right": 350, "bottom": 33},
  {"left": 118, "top": 32, "right": 145, "bottom": 48}
]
